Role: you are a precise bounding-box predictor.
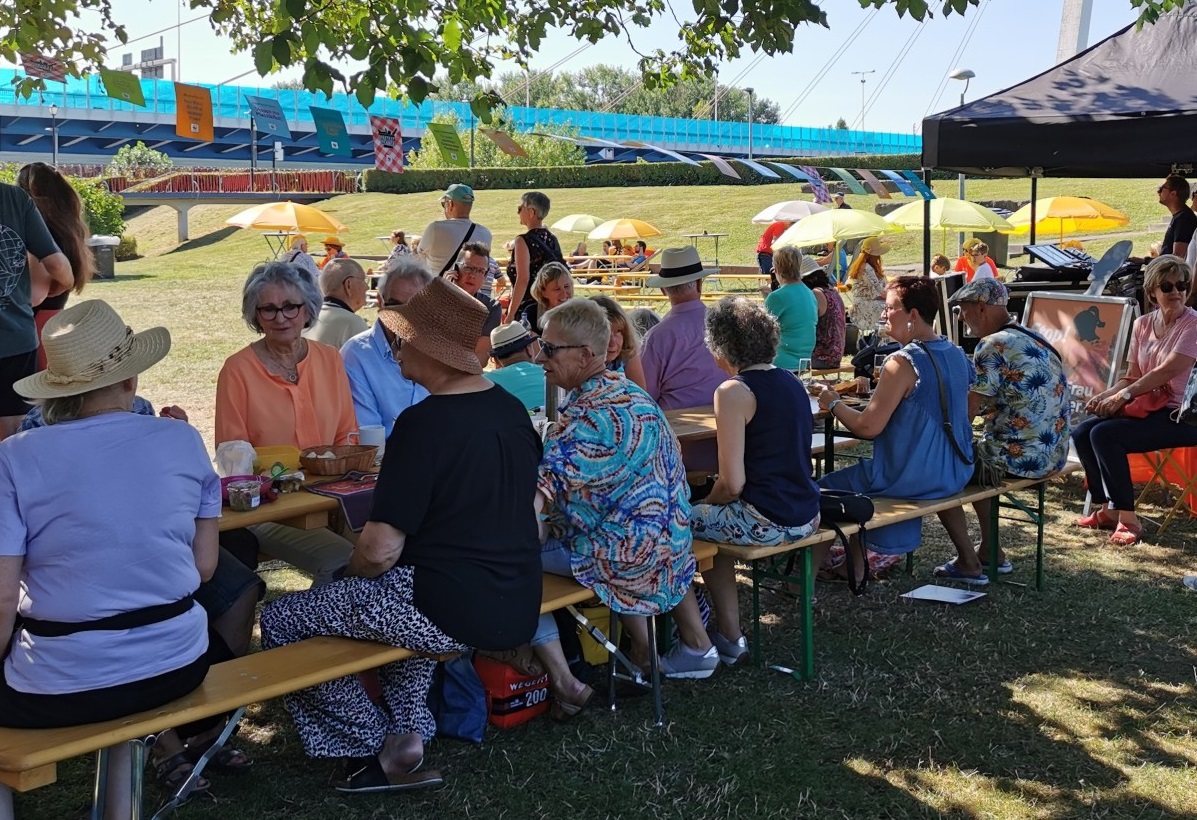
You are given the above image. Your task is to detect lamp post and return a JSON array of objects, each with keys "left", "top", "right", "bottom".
[
  {"left": 47, "top": 103, "right": 59, "bottom": 167},
  {"left": 949, "top": 68, "right": 975, "bottom": 252},
  {"left": 745, "top": 87, "right": 754, "bottom": 160},
  {"left": 850, "top": 70, "right": 875, "bottom": 132}
]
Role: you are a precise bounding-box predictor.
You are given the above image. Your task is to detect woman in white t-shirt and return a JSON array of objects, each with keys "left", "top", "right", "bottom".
[{"left": 0, "top": 301, "right": 236, "bottom": 816}]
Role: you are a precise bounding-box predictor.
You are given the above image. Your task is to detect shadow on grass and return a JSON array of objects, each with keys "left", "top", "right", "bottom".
[
  {"left": 167, "top": 227, "right": 240, "bottom": 255},
  {"left": 89, "top": 274, "right": 154, "bottom": 283}
]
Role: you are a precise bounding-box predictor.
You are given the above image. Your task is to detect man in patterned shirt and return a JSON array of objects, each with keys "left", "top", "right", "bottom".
[{"left": 935, "top": 278, "right": 1071, "bottom": 585}]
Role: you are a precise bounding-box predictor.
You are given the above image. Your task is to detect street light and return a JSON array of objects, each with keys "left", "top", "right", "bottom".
[
  {"left": 47, "top": 103, "right": 59, "bottom": 167},
  {"left": 949, "top": 68, "right": 976, "bottom": 252},
  {"left": 745, "top": 87, "right": 755, "bottom": 160},
  {"left": 850, "top": 70, "right": 876, "bottom": 131}
]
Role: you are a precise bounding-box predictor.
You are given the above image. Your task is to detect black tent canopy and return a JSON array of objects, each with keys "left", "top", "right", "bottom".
[{"left": 922, "top": 2, "right": 1197, "bottom": 179}]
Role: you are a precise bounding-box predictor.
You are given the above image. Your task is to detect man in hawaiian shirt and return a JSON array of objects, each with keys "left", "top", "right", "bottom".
[{"left": 935, "top": 278, "right": 1071, "bottom": 584}]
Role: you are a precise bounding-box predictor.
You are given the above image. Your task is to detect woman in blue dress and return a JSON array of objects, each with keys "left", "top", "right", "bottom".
[{"left": 814, "top": 276, "right": 975, "bottom": 590}]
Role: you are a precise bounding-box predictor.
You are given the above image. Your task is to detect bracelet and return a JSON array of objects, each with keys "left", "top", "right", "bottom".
[{"left": 827, "top": 399, "right": 842, "bottom": 413}]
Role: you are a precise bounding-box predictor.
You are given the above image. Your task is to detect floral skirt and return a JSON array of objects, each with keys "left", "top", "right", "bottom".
[{"left": 691, "top": 499, "right": 820, "bottom": 546}]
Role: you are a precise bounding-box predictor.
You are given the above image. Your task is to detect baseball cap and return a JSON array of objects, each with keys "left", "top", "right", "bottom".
[{"left": 441, "top": 183, "right": 475, "bottom": 203}]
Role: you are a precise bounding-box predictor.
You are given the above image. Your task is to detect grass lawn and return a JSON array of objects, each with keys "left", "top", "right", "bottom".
[{"left": 14, "top": 177, "right": 1196, "bottom": 819}]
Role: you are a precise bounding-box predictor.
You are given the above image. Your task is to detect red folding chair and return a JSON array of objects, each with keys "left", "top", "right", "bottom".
[{"left": 1135, "top": 447, "right": 1197, "bottom": 534}]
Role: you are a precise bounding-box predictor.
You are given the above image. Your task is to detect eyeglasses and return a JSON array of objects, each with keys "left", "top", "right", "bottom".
[
  {"left": 536, "top": 339, "right": 589, "bottom": 359},
  {"left": 456, "top": 264, "right": 487, "bottom": 276},
  {"left": 256, "top": 303, "right": 303, "bottom": 321},
  {"left": 1158, "top": 279, "right": 1191, "bottom": 294}
]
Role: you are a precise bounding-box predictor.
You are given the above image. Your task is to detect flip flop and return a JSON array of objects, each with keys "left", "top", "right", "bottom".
[
  {"left": 1076, "top": 509, "right": 1118, "bottom": 530},
  {"left": 932, "top": 559, "right": 990, "bottom": 587},
  {"left": 336, "top": 756, "right": 443, "bottom": 794}
]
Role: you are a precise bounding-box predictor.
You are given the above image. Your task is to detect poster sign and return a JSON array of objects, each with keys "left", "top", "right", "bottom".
[
  {"left": 479, "top": 127, "right": 528, "bottom": 158},
  {"left": 1021, "top": 292, "right": 1138, "bottom": 421},
  {"left": 310, "top": 106, "right": 352, "bottom": 157},
  {"left": 99, "top": 68, "right": 146, "bottom": 107},
  {"left": 174, "top": 83, "right": 214, "bottom": 141},
  {"left": 245, "top": 94, "right": 291, "bottom": 139},
  {"left": 370, "top": 116, "right": 403, "bottom": 172},
  {"left": 22, "top": 53, "right": 67, "bottom": 82},
  {"left": 798, "top": 166, "right": 831, "bottom": 204},
  {"left": 426, "top": 121, "right": 469, "bottom": 168}
]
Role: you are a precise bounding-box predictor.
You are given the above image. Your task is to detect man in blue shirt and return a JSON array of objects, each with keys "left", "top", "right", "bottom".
[
  {"left": 484, "top": 323, "right": 545, "bottom": 411},
  {"left": 340, "top": 258, "right": 433, "bottom": 438}
]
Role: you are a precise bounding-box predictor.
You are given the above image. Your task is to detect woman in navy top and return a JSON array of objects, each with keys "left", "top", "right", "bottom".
[{"left": 691, "top": 297, "right": 821, "bottom": 666}]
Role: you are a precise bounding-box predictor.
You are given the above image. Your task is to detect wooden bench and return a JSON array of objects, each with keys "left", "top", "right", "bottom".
[{"left": 699, "top": 466, "right": 1079, "bottom": 680}]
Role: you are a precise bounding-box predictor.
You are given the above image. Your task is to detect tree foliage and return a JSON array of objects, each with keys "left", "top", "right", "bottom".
[
  {"left": 405, "top": 114, "right": 586, "bottom": 170},
  {"left": 2, "top": 1, "right": 1186, "bottom": 120},
  {"left": 0, "top": 163, "right": 126, "bottom": 236},
  {"left": 105, "top": 141, "right": 174, "bottom": 178}
]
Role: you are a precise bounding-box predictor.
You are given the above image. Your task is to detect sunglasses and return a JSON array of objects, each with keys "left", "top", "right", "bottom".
[
  {"left": 536, "top": 339, "right": 589, "bottom": 359},
  {"left": 1158, "top": 279, "right": 1191, "bottom": 294}
]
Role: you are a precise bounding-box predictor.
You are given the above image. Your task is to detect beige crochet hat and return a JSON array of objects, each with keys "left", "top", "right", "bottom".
[
  {"left": 15, "top": 300, "right": 171, "bottom": 400},
  {"left": 379, "top": 277, "right": 486, "bottom": 375}
]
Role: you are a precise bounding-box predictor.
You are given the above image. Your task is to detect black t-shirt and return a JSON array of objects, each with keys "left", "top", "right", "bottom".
[
  {"left": 1163, "top": 207, "right": 1197, "bottom": 256},
  {"left": 369, "top": 385, "right": 542, "bottom": 649},
  {"left": 0, "top": 184, "right": 59, "bottom": 355},
  {"left": 474, "top": 292, "right": 502, "bottom": 338}
]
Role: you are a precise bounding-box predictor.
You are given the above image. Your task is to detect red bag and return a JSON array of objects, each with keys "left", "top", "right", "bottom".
[{"left": 1121, "top": 387, "right": 1171, "bottom": 418}]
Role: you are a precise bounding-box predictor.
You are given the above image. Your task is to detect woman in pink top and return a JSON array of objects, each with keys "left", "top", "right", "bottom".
[
  {"left": 216, "top": 262, "right": 358, "bottom": 584},
  {"left": 1072, "top": 255, "right": 1197, "bottom": 545}
]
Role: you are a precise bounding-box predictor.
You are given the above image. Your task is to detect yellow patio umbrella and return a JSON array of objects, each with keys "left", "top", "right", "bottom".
[
  {"left": 884, "top": 197, "right": 1014, "bottom": 253},
  {"left": 226, "top": 201, "right": 348, "bottom": 235},
  {"left": 551, "top": 213, "right": 605, "bottom": 234},
  {"left": 773, "top": 209, "right": 903, "bottom": 248},
  {"left": 1007, "top": 196, "right": 1130, "bottom": 242},
  {"left": 587, "top": 218, "right": 663, "bottom": 241}
]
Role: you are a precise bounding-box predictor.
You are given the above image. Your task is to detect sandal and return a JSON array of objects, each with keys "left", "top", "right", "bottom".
[
  {"left": 1109, "top": 522, "right": 1142, "bottom": 546},
  {"left": 549, "top": 685, "right": 595, "bottom": 724},
  {"left": 336, "top": 754, "right": 443, "bottom": 794},
  {"left": 184, "top": 739, "right": 254, "bottom": 774},
  {"left": 1076, "top": 508, "right": 1118, "bottom": 530},
  {"left": 152, "top": 751, "right": 211, "bottom": 796},
  {"left": 932, "top": 559, "right": 990, "bottom": 587}
]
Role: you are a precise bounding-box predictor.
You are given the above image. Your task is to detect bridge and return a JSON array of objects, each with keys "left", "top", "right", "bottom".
[{"left": 0, "top": 68, "right": 920, "bottom": 169}]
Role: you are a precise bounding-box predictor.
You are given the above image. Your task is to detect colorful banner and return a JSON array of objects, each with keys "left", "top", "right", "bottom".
[
  {"left": 426, "top": 122, "right": 469, "bottom": 167},
  {"left": 21, "top": 53, "right": 67, "bottom": 82},
  {"left": 98, "top": 68, "right": 146, "bottom": 107},
  {"left": 878, "top": 169, "right": 917, "bottom": 197},
  {"left": 174, "top": 83, "right": 214, "bottom": 141},
  {"left": 245, "top": 95, "right": 291, "bottom": 139},
  {"left": 735, "top": 158, "right": 781, "bottom": 179},
  {"left": 310, "top": 106, "right": 352, "bottom": 157},
  {"left": 370, "top": 116, "right": 403, "bottom": 172},
  {"left": 697, "top": 154, "right": 741, "bottom": 180},
  {"left": 900, "top": 170, "right": 936, "bottom": 199},
  {"left": 825, "top": 167, "right": 869, "bottom": 195},
  {"left": 855, "top": 169, "right": 892, "bottom": 199},
  {"left": 798, "top": 166, "right": 831, "bottom": 204},
  {"left": 479, "top": 127, "right": 528, "bottom": 158}
]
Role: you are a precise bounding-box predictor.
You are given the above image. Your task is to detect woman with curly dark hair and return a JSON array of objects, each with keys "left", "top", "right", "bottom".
[
  {"left": 690, "top": 297, "right": 821, "bottom": 666},
  {"left": 17, "top": 162, "right": 95, "bottom": 369}
]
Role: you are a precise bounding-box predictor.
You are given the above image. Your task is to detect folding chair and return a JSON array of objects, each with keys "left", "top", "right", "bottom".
[{"left": 1135, "top": 447, "right": 1197, "bottom": 534}]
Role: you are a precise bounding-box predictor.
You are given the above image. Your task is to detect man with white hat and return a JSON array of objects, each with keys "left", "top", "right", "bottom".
[
  {"left": 640, "top": 246, "right": 726, "bottom": 412},
  {"left": 417, "top": 184, "right": 493, "bottom": 277},
  {"left": 935, "top": 278, "right": 1071, "bottom": 585},
  {"left": 484, "top": 323, "right": 545, "bottom": 411}
]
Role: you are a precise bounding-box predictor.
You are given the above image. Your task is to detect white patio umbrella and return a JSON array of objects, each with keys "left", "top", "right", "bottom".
[{"left": 751, "top": 200, "right": 829, "bottom": 225}]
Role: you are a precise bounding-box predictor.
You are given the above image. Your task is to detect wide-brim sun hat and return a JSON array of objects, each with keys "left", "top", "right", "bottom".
[
  {"left": 645, "top": 246, "right": 719, "bottom": 288},
  {"left": 379, "top": 277, "right": 486, "bottom": 375},
  {"left": 15, "top": 299, "right": 171, "bottom": 400},
  {"left": 860, "top": 236, "right": 892, "bottom": 256},
  {"left": 322, "top": 235, "right": 344, "bottom": 248}
]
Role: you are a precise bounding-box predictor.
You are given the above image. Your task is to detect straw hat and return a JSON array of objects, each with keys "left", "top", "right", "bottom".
[
  {"left": 379, "top": 278, "right": 486, "bottom": 375},
  {"left": 288, "top": 233, "right": 307, "bottom": 250},
  {"left": 860, "top": 236, "right": 892, "bottom": 256},
  {"left": 645, "top": 246, "right": 719, "bottom": 288},
  {"left": 490, "top": 323, "right": 537, "bottom": 359},
  {"left": 15, "top": 300, "right": 171, "bottom": 400},
  {"left": 322, "top": 235, "right": 344, "bottom": 249},
  {"left": 961, "top": 237, "right": 983, "bottom": 254}
]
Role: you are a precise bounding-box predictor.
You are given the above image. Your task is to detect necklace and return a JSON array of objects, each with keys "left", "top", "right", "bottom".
[
  {"left": 263, "top": 340, "right": 305, "bottom": 384},
  {"left": 78, "top": 406, "right": 127, "bottom": 419}
]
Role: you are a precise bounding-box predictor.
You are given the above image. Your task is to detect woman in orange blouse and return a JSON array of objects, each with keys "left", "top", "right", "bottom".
[{"left": 216, "top": 262, "right": 358, "bottom": 585}]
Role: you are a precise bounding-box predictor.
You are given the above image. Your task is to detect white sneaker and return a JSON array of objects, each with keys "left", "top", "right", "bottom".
[
  {"left": 707, "top": 629, "right": 749, "bottom": 666},
  {"left": 1183, "top": 575, "right": 1197, "bottom": 592},
  {"left": 659, "top": 644, "right": 719, "bottom": 680}
]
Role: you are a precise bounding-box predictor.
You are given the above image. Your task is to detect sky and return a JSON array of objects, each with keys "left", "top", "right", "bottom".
[{"left": 8, "top": 0, "right": 1143, "bottom": 134}]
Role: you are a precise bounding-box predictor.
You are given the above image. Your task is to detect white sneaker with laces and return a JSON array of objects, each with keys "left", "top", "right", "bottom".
[
  {"left": 708, "top": 629, "right": 749, "bottom": 666},
  {"left": 659, "top": 644, "right": 719, "bottom": 680}
]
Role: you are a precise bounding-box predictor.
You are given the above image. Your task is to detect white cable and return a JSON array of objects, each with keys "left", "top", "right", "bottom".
[{"left": 858, "top": 21, "right": 927, "bottom": 126}]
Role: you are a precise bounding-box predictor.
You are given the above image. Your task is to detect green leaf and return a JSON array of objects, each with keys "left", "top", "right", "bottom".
[
  {"left": 285, "top": 0, "right": 307, "bottom": 19},
  {"left": 254, "top": 40, "right": 275, "bottom": 75},
  {"left": 443, "top": 17, "right": 462, "bottom": 52}
]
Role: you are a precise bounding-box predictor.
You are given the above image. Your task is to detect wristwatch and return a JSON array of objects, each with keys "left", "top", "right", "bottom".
[{"left": 1120, "top": 389, "right": 1133, "bottom": 402}]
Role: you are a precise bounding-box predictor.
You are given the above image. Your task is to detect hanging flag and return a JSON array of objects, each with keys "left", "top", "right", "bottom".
[
  {"left": 426, "top": 122, "right": 469, "bottom": 167},
  {"left": 174, "top": 83, "right": 214, "bottom": 141},
  {"left": 98, "top": 68, "right": 146, "bottom": 107},
  {"left": 21, "top": 53, "right": 67, "bottom": 82},
  {"left": 479, "top": 126, "right": 528, "bottom": 158},
  {"left": 735, "top": 158, "right": 782, "bottom": 179},
  {"left": 310, "top": 106, "right": 352, "bottom": 157},
  {"left": 900, "top": 170, "right": 936, "bottom": 199},
  {"left": 621, "top": 139, "right": 700, "bottom": 167},
  {"left": 798, "top": 166, "right": 831, "bottom": 204},
  {"left": 696, "top": 154, "right": 741, "bottom": 180},
  {"left": 825, "top": 168, "right": 869, "bottom": 195},
  {"left": 769, "top": 163, "right": 813, "bottom": 183},
  {"left": 856, "top": 169, "right": 891, "bottom": 199},
  {"left": 371, "top": 116, "right": 404, "bottom": 172},
  {"left": 878, "top": 170, "right": 917, "bottom": 197},
  {"left": 245, "top": 95, "right": 291, "bottom": 139}
]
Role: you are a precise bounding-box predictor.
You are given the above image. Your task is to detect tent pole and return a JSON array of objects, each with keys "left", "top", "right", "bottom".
[
  {"left": 922, "top": 168, "right": 932, "bottom": 275},
  {"left": 1030, "top": 177, "right": 1038, "bottom": 245}
]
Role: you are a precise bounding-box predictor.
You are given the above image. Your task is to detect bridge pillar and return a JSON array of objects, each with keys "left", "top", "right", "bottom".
[{"left": 174, "top": 204, "right": 192, "bottom": 243}]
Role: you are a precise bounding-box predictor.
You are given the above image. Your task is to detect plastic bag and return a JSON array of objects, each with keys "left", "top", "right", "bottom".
[{"left": 215, "top": 440, "right": 257, "bottom": 478}]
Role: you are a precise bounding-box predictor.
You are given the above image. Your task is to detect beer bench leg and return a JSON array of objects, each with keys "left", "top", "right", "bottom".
[{"left": 748, "top": 550, "right": 817, "bottom": 681}]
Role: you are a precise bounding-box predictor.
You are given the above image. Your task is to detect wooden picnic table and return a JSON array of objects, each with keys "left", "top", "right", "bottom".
[{"left": 219, "top": 487, "right": 338, "bottom": 532}]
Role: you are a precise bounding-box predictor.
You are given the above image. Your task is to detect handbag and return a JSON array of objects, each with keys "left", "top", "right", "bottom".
[
  {"left": 818, "top": 489, "right": 874, "bottom": 595},
  {"left": 1121, "top": 386, "right": 1171, "bottom": 419},
  {"left": 1174, "top": 364, "right": 1197, "bottom": 426}
]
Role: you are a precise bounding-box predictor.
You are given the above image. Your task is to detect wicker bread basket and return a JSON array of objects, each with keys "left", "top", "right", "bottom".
[{"left": 299, "top": 444, "right": 379, "bottom": 476}]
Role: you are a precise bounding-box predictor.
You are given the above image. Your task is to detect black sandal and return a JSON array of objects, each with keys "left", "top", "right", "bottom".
[
  {"left": 152, "top": 751, "right": 211, "bottom": 795},
  {"left": 184, "top": 738, "right": 254, "bottom": 774},
  {"left": 335, "top": 755, "right": 443, "bottom": 794}
]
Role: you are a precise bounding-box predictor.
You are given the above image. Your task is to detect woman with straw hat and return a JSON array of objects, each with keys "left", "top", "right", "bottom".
[
  {"left": 261, "top": 278, "right": 541, "bottom": 793},
  {"left": 0, "top": 300, "right": 255, "bottom": 813}
]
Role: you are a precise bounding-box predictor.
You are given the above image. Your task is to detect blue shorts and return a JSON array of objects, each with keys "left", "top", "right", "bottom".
[{"left": 193, "top": 547, "right": 265, "bottom": 619}]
